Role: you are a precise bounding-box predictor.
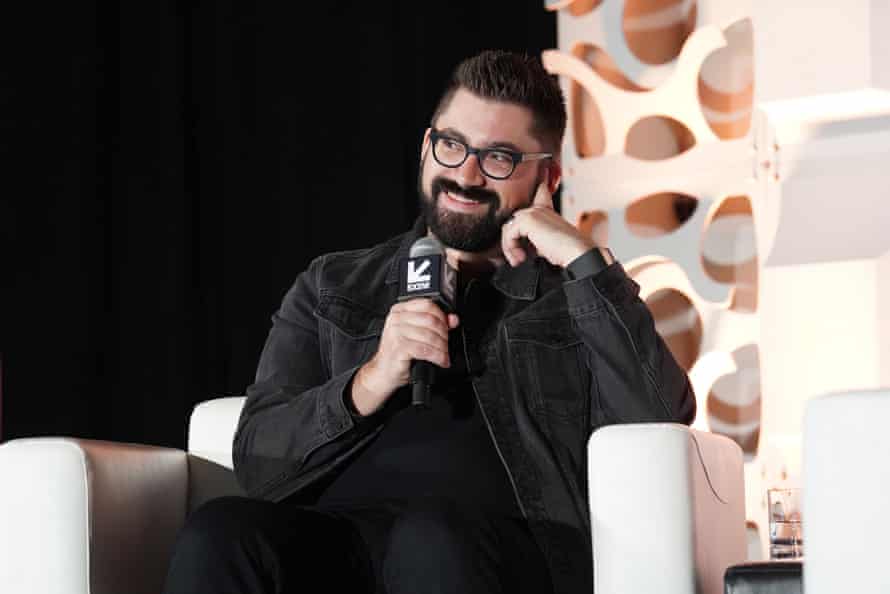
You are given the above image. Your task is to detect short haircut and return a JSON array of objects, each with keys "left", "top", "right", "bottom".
[{"left": 431, "top": 50, "right": 567, "bottom": 153}]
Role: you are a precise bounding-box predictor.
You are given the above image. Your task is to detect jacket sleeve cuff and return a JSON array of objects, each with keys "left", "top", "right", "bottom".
[
  {"left": 562, "top": 247, "right": 615, "bottom": 281},
  {"left": 317, "top": 365, "right": 379, "bottom": 439},
  {"left": 341, "top": 367, "right": 387, "bottom": 426},
  {"left": 563, "top": 261, "right": 638, "bottom": 316}
]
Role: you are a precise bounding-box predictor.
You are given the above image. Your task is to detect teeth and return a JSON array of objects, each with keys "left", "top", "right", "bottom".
[{"left": 448, "top": 192, "right": 478, "bottom": 204}]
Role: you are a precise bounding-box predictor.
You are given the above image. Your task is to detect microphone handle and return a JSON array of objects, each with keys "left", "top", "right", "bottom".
[{"left": 410, "top": 360, "right": 435, "bottom": 408}]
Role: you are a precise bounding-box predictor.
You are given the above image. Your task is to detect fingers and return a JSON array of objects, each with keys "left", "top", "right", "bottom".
[
  {"left": 499, "top": 168, "right": 557, "bottom": 266},
  {"left": 385, "top": 299, "right": 457, "bottom": 368},
  {"left": 531, "top": 171, "right": 554, "bottom": 209},
  {"left": 364, "top": 298, "right": 459, "bottom": 400},
  {"left": 502, "top": 201, "right": 575, "bottom": 267},
  {"left": 393, "top": 297, "right": 448, "bottom": 319},
  {"left": 400, "top": 336, "right": 451, "bottom": 368},
  {"left": 391, "top": 310, "right": 451, "bottom": 342},
  {"left": 392, "top": 299, "right": 459, "bottom": 330},
  {"left": 501, "top": 216, "right": 528, "bottom": 267},
  {"left": 392, "top": 316, "right": 450, "bottom": 354}
]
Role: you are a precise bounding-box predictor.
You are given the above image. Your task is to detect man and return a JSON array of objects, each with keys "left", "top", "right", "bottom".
[{"left": 164, "top": 50, "right": 695, "bottom": 594}]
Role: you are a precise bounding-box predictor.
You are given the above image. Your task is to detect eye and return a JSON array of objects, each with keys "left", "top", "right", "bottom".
[
  {"left": 488, "top": 150, "right": 512, "bottom": 163},
  {"left": 442, "top": 138, "right": 462, "bottom": 150}
]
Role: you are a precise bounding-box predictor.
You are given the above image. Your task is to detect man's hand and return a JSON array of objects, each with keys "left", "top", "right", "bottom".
[
  {"left": 351, "top": 299, "right": 459, "bottom": 416},
  {"left": 501, "top": 177, "right": 595, "bottom": 269}
]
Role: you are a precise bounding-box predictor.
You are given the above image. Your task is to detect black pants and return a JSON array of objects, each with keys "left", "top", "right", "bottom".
[{"left": 163, "top": 496, "right": 553, "bottom": 594}]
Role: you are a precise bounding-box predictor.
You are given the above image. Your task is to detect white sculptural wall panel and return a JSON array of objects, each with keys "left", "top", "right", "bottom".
[{"left": 545, "top": 0, "right": 890, "bottom": 560}]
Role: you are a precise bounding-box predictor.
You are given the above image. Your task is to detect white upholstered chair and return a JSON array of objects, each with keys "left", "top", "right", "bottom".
[{"left": 0, "top": 398, "right": 746, "bottom": 594}]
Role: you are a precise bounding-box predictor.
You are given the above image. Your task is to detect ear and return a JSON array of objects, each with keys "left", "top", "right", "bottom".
[
  {"left": 420, "top": 127, "right": 432, "bottom": 161},
  {"left": 546, "top": 158, "right": 562, "bottom": 195}
]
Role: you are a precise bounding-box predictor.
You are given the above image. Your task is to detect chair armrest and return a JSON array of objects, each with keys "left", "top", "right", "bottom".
[
  {"left": 186, "top": 396, "right": 246, "bottom": 511},
  {"left": 588, "top": 423, "right": 746, "bottom": 594},
  {"left": 0, "top": 437, "right": 188, "bottom": 594},
  {"left": 187, "top": 396, "right": 245, "bottom": 469}
]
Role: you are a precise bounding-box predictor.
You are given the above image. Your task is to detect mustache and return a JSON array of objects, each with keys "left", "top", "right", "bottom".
[{"left": 432, "top": 177, "right": 500, "bottom": 206}]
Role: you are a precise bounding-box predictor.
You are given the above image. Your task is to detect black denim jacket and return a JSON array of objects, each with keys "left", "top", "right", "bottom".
[{"left": 233, "top": 219, "right": 696, "bottom": 593}]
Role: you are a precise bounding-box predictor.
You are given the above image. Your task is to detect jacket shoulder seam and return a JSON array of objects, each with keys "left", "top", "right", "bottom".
[{"left": 319, "top": 234, "right": 405, "bottom": 262}]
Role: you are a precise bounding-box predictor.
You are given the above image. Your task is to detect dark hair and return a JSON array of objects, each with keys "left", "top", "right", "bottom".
[{"left": 431, "top": 50, "right": 567, "bottom": 153}]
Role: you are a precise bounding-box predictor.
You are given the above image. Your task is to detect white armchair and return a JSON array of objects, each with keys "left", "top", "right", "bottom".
[
  {"left": 0, "top": 398, "right": 244, "bottom": 594},
  {"left": 588, "top": 424, "right": 746, "bottom": 594},
  {"left": 0, "top": 399, "right": 745, "bottom": 594}
]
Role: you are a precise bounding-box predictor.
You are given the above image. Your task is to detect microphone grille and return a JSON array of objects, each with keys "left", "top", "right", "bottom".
[{"left": 409, "top": 236, "right": 444, "bottom": 258}]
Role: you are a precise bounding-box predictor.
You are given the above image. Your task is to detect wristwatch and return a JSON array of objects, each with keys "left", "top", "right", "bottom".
[{"left": 562, "top": 246, "right": 616, "bottom": 281}]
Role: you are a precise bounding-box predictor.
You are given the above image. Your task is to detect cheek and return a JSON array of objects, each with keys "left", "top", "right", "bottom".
[
  {"left": 496, "top": 182, "right": 535, "bottom": 213},
  {"left": 420, "top": 158, "right": 440, "bottom": 193}
]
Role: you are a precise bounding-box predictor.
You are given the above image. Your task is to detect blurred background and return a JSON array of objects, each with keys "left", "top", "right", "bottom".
[{"left": 0, "top": 2, "right": 555, "bottom": 447}]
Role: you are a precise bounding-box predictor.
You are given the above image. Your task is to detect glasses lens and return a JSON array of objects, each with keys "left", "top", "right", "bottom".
[
  {"left": 433, "top": 136, "right": 467, "bottom": 167},
  {"left": 481, "top": 150, "right": 515, "bottom": 179}
]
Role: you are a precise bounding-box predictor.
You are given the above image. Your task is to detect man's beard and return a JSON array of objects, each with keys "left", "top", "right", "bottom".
[{"left": 418, "top": 167, "right": 536, "bottom": 253}]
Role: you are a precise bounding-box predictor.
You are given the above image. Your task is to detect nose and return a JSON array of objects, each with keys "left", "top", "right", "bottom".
[{"left": 455, "top": 151, "right": 485, "bottom": 187}]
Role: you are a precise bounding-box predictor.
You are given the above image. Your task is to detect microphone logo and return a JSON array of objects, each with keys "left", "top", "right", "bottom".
[
  {"left": 406, "top": 259, "right": 432, "bottom": 291},
  {"left": 398, "top": 237, "right": 455, "bottom": 313}
]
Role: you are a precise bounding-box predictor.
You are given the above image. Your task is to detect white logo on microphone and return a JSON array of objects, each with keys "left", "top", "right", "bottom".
[{"left": 407, "top": 259, "right": 432, "bottom": 291}]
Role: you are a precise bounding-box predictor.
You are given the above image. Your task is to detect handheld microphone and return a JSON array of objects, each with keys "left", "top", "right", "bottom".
[{"left": 397, "top": 236, "right": 457, "bottom": 408}]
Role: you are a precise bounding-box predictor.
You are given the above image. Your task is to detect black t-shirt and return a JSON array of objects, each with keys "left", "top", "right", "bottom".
[{"left": 317, "top": 276, "right": 521, "bottom": 518}]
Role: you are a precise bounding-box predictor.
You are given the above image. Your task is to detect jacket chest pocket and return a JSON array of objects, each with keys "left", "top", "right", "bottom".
[
  {"left": 315, "top": 293, "right": 384, "bottom": 377},
  {"left": 504, "top": 317, "right": 589, "bottom": 422}
]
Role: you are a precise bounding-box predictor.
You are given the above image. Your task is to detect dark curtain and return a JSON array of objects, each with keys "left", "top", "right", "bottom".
[{"left": 0, "top": 2, "right": 556, "bottom": 447}]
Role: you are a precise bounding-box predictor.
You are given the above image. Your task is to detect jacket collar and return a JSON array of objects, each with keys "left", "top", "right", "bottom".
[{"left": 386, "top": 217, "right": 539, "bottom": 301}]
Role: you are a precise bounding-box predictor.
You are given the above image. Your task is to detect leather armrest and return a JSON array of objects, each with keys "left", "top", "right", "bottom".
[
  {"left": 186, "top": 397, "right": 246, "bottom": 511},
  {"left": 588, "top": 424, "right": 747, "bottom": 594},
  {"left": 0, "top": 438, "right": 188, "bottom": 594},
  {"left": 187, "top": 396, "right": 245, "bottom": 469}
]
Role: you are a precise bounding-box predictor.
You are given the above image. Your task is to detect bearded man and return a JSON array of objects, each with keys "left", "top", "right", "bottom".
[{"left": 163, "top": 49, "right": 695, "bottom": 594}]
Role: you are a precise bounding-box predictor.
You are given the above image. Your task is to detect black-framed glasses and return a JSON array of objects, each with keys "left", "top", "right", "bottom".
[{"left": 429, "top": 129, "right": 552, "bottom": 180}]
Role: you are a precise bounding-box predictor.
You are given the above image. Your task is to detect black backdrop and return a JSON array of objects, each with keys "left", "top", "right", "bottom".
[{"left": 0, "top": 3, "right": 556, "bottom": 447}]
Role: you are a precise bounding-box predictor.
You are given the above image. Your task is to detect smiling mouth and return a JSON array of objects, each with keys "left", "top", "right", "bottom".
[{"left": 443, "top": 191, "right": 483, "bottom": 206}]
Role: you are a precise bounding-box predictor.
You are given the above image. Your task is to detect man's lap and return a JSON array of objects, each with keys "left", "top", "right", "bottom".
[{"left": 166, "top": 495, "right": 551, "bottom": 594}]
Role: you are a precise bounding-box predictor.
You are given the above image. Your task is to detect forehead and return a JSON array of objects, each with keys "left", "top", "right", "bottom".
[{"left": 434, "top": 87, "right": 540, "bottom": 150}]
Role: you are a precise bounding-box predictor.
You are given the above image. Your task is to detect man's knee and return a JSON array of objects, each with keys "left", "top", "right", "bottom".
[{"left": 166, "top": 497, "right": 373, "bottom": 594}]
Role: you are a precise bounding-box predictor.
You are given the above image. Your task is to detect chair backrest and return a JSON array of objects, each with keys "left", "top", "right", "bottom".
[{"left": 804, "top": 389, "right": 890, "bottom": 594}]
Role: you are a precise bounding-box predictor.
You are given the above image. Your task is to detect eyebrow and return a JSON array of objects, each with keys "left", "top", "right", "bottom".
[{"left": 437, "top": 127, "right": 523, "bottom": 153}]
